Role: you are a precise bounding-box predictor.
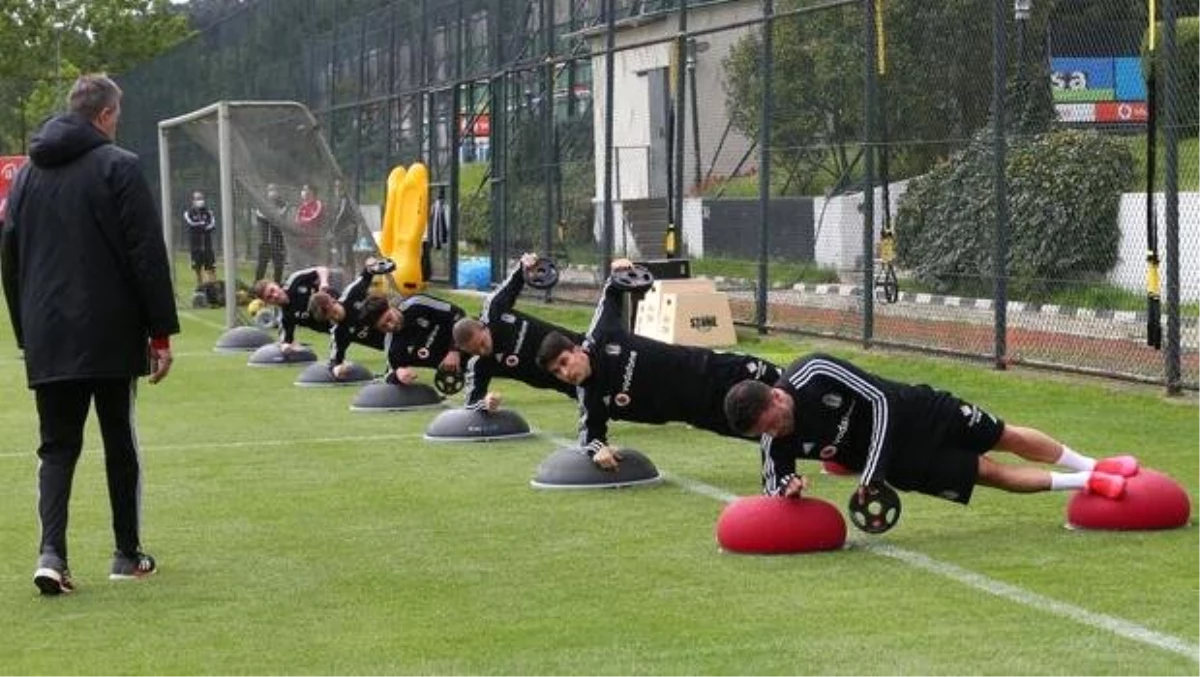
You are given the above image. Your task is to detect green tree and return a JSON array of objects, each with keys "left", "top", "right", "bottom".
[
  {"left": 722, "top": 0, "right": 1058, "bottom": 194},
  {"left": 0, "top": 0, "right": 192, "bottom": 153}
]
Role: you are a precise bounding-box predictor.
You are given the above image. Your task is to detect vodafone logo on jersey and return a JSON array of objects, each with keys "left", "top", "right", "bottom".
[{"left": 0, "top": 155, "right": 29, "bottom": 221}]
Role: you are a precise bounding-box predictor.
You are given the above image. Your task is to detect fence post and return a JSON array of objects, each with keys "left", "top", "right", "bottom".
[
  {"left": 541, "top": 0, "right": 555, "bottom": 273},
  {"left": 384, "top": 2, "right": 397, "bottom": 171},
  {"left": 448, "top": 1, "right": 464, "bottom": 290},
  {"left": 353, "top": 12, "right": 368, "bottom": 201},
  {"left": 756, "top": 0, "right": 774, "bottom": 335},
  {"left": 602, "top": 0, "right": 616, "bottom": 274},
  {"left": 1163, "top": 0, "right": 1181, "bottom": 395},
  {"left": 991, "top": 0, "right": 1009, "bottom": 369},
  {"left": 672, "top": 0, "right": 688, "bottom": 260},
  {"left": 488, "top": 0, "right": 506, "bottom": 283},
  {"left": 861, "top": 0, "right": 877, "bottom": 347}
]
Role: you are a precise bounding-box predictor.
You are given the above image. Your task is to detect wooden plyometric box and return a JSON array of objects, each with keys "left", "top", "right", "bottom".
[{"left": 634, "top": 279, "right": 737, "bottom": 347}]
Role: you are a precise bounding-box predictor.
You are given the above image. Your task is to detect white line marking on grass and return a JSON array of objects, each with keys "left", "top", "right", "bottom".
[
  {"left": 655, "top": 470, "right": 1200, "bottom": 662},
  {"left": 865, "top": 542, "right": 1200, "bottom": 661},
  {"left": 0, "top": 433, "right": 426, "bottom": 460},
  {"left": 178, "top": 311, "right": 228, "bottom": 330}
]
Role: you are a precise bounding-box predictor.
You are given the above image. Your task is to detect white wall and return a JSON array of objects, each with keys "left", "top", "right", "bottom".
[
  {"left": 1112, "top": 193, "right": 1200, "bottom": 301},
  {"left": 591, "top": 198, "right": 643, "bottom": 259},
  {"left": 591, "top": 42, "right": 671, "bottom": 202},
  {"left": 682, "top": 197, "right": 704, "bottom": 257},
  {"left": 812, "top": 181, "right": 909, "bottom": 270},
  {"left": 590, "top": 0, "right": 761, "bottom": 203}
]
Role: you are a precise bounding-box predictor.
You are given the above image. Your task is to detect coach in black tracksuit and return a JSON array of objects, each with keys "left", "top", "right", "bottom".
[
  {"left": 535, "top": 263, "right": 780, "bottom": 469},
  {"left": 453, "top": 254, "right": 581, "bottom": 411},
  {"left": 1, "top": 75, "right": 179, "bottom": 594}
]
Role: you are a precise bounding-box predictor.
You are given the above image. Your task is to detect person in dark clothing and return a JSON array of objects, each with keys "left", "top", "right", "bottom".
[
  {"left": 307, "top": 257, "right": 395, "bottom": 379},
  {"left": 252, "top": 266, "right": 336, "bottom": 351},
  {"left": 536, "top": 260, "right": 780, "bottom": 470},
  {"left": 452, "top": 253, "right": 581, "bottom": 412},
  {"left": 0, "top": 74, "right": 179, "bottom": 595},
  {"left": 357, "top": 293, "right": 466, "bottom": 386},
  {"left": 422, "top": 186, "right": 450, "bottom": 284},
  {"left": 183, "top": 189, "right": 216, "bottom": 289},
  {"left": 254, "top": 183, "right": 288, "bottom": 283},
  {"left": 721, "top": 353, "right": 1138, "bottom": 505},
  {"left": 331, "top": 179, "right": 358, "bottom": 271}
]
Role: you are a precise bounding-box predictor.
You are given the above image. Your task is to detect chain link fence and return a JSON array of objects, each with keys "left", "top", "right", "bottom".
[{"left": 113, "top": 0, "right": 1198, "bottom": 391}]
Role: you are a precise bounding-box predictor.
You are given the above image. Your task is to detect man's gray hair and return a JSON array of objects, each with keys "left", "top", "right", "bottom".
[{"left": 67, "top": 74, "right": 122, "bottom": 120}]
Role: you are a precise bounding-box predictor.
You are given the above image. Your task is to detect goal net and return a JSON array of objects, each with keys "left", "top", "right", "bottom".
[{"left": 158, "top": 101, "right": 378, "bottom": 328}]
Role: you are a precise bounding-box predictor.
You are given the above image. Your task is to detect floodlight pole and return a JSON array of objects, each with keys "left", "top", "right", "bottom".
[{"left": 217, "top": 102, "right": 238, "bottom": 327}]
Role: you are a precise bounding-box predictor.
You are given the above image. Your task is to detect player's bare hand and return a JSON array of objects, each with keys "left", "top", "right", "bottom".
[
  {"left": 395, "top": 367, "right": 418, "bottom": 384},
  {"left": 439, "top": 350, "right": 461, "bottom": 373},
  {"left": 520, "top": 252, "right": 539, "bottom": 270},
  {"left": 482, "top": 392, "right": 502, "bottom": 412},
  {"left": 783, "top": 474, "right": 810, "bottom": 498},
  {"left": 148, "top": 346, "right": 173, "bottom": 385},
  {"left": 592, "top": 445, "right": 623, "bottom": 471},
  {"left": 610, "top": 258, "right": 634, "bottom": 272}
]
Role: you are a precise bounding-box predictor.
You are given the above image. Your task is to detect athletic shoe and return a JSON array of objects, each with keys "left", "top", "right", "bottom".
[
  {"left": 1086, "top": 471, "right": 1126, "bottom": 499},
  {"left": 33, "top": 553, "right": 75, "bottom": 596},
  {"left": 109, "top": 551, "right": 157, "bottom": 581},
  {"left": 1095, "top": 455, "right": 1139, "bottom": 477}
]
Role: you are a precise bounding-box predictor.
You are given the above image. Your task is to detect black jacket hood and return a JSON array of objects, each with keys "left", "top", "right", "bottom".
[{"left": 29, "top": 114, "right": 110, "bottom": 168}]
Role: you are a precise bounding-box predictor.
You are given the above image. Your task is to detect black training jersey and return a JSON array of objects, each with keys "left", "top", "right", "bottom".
[
  {"left": 576, "top": 277, "right": 779, "bottom": 455},
  {"left": 279, "top": 267, "right": 334, "bottom": 343},
  {"left": 182, "top": 205, "right": 215, "bottom": 232},
  {"left": 328, "top": 266, "right": 385, "bottom": 366},
  {"left": 759, "top": 352, "right": 947, "bottom": 495},
  {"left": 463, "top": 264, "right": 581, "bottom": 408},
  {"left": 385, "top": 294, "right": 466, "bottom": 370}
]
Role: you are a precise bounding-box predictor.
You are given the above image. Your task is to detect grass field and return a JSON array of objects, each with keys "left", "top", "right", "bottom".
[{"left": 0, "top": 290, "right": 1196, "bottom": 675}]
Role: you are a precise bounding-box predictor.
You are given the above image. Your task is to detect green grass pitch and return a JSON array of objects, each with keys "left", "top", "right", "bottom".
[{"left": 0, "top": 290, "right": 1195, "bottom": 675}]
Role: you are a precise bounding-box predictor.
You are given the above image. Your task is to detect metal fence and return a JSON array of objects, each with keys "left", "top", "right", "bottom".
[{"left": 116, "top": 0, "right": 1199, "bottom": 392}]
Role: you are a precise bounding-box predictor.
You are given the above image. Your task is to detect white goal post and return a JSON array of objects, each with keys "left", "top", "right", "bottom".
[{"left": 157, "top": 101, "right": 366, "bottom": 329}]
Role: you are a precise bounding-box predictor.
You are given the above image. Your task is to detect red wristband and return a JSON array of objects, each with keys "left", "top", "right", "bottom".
[{"left": 150, "top": 336, "right": 170, "bottom": 351}]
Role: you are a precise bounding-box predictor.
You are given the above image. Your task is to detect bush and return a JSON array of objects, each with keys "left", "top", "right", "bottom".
[{"left": 895, "top": 127, "right": 1133, "bottom": 296}]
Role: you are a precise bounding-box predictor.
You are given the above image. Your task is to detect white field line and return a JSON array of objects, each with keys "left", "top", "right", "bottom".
[
  {"left": 178, "top": 311, "right": 228, "bottom": 330},
  {"left": 660, "top": 469, "right": 1199, "bottom": 663},
  {"left": 0, "top": 432, "right": 426, "bottom": 460}
]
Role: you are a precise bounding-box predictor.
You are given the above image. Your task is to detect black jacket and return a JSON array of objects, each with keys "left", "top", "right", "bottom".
[
  {"left": 463, "top": 264, "right": 580, "bottom": 408},
  {"left": 278, "top": 267, "right": 334, "bottom": 344},
  {"left": 385, "top": 295, "right": 466, "bottom": 370},
  {"left": 0, "top": 114, "right": 179, "bottom": 387},
  {"left": 576, "top": 276, "right": 779, "bottom": 454}
]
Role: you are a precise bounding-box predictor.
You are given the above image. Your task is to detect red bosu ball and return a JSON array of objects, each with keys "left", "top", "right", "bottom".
[
  {"left": 716, "top": 496, "right": 847, "bottom": 554},
  {"left": 1067, "top": 468, "right": 1192, "bottom": 531}
]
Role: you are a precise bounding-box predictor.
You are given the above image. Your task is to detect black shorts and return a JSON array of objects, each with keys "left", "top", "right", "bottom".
[{"left": 887, "top": 395, "right": 1005, "bottom": 505}]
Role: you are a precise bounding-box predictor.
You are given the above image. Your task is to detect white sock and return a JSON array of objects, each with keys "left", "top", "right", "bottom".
[
  {"left": 1055, "top": 446, "right": 1096, "bottom": 472},
  {"left": 1050, "top": 471, "right": 1089, "bottom": 491}
]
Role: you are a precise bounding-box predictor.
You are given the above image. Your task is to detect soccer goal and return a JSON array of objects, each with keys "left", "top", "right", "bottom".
[{"left": 157, "top": 101, "right": 377, "bottom": 329}]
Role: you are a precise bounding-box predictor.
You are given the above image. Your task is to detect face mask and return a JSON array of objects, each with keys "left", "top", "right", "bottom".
[{"left": 193, "top": 200, "right": 205, "bottom": 208}]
